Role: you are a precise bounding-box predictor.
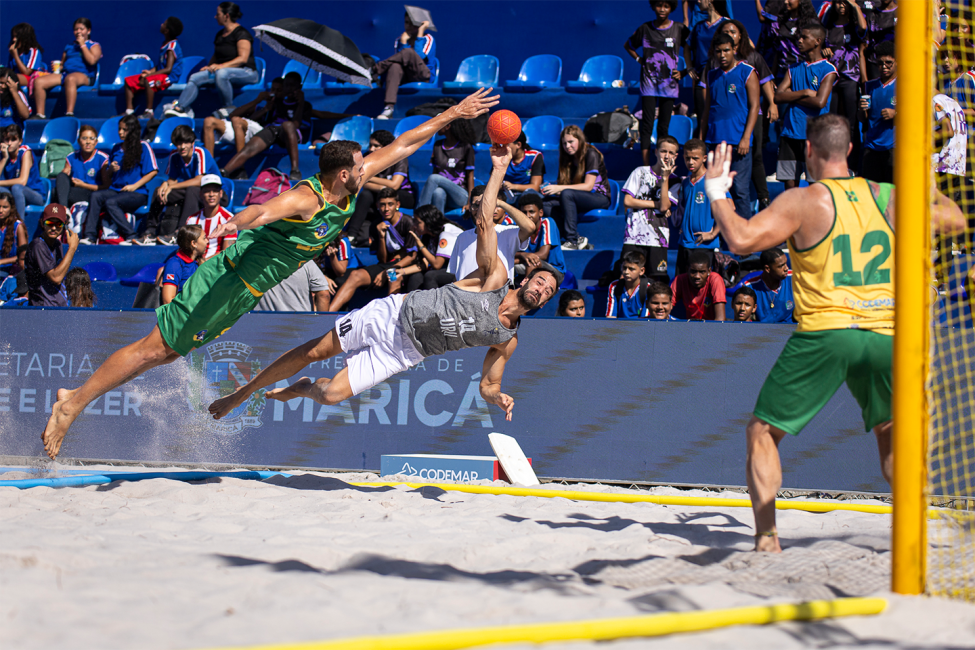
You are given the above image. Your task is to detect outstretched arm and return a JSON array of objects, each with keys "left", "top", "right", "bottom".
[
  {"left": 208, "top": 184, "right": 321, "bottom": 240},
  {"left": 480, "top": 336, "right": 518, "bottom": 421},
  {"left": 360, "top": 88, "right": 499, "bottom": 183},
  {"left": 474, "top": 144, "right": 513, "bottom": 285}
]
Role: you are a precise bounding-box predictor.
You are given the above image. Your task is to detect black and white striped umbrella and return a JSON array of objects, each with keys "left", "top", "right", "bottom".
[{"left": 253, "top": 18, "right": 372, "bottom": 85}]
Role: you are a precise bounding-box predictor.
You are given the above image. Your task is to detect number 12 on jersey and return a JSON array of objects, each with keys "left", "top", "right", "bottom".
[{"left": 832, "top": 230, "right": 891, "bottom": 287}]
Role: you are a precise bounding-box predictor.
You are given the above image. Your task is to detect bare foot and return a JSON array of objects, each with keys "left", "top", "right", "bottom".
[
  {"left": 265, "top": 377, "right": 316, "bottom": 402},
  {"left": 41, "top": 388, "right": 80, "bottom": 460},
  {"left": 208, "top": 389, "right": 250, "bottom": 420},
  {"left": 754, "top": 533, "right": 782, "bottom": 553}
]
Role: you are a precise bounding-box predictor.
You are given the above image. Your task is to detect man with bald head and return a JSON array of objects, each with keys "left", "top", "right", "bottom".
[{"left": 705, "top": 114, "right": 965, "bottom": 552}]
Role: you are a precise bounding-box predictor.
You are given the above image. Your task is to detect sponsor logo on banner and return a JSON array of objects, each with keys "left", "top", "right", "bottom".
[{"left": 187, "top": 341, "right": 266, "bottom": 435}]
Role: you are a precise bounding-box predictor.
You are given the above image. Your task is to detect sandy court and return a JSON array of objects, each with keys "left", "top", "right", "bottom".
[{"left": 2, "top": 467, "right": 975, "bottom": 650}]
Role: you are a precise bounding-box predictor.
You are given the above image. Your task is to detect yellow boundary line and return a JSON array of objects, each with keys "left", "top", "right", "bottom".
[
  {"left": 350, "top": 481, "right": 897, "bottom": 515},
  {"left": 195, "top": 597, "right": 886, "bottom": 650}
]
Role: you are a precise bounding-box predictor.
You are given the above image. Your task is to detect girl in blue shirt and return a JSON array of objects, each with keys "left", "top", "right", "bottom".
[
  {"left": 0, "top": 124, "right": 44, "bottom": 219},
  {"left": 55, "top": 124, "right": 108, "bottom": 208},
  {"left": 0, "top": 192, "right": 27, "bottom": 277},
  {"left": 32, "top": 17, "right": 103, "bottom": 119},
  {"left": 7, "top": 23, "right": 47, "bottom": 87},
  {"left": 0, "top": 69, "right": 31, "bottom": 128}
]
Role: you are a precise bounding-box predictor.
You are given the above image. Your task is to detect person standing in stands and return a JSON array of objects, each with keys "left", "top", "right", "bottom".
[
  {"left": 744, "top": 248, "right": 795, "bottom": 323},
  {"left": 164, "top": 2, "right": 260, "bottom": 119},
  {"left": 822, "top": 0, "right": 867, "bottom": 171},
  {"left": 123, "top": 17, "right": 184, "bottom": 119},
  {"left": 687, "top": 0, "right": 729, "bottom": 117},
  {"left": 624, "top": 0, "right": 689, "bottom": 166},
  {"left": 621, "top": 135, "right": 680, "bottom": 282},
  {"left": 24, "top": 203, "right": 77, "bottom": 307},
  {"left": 32, "top": 17, "right": 102, "bottom": 120},
  {"left": 860, "top": 41, "right": 896, "bottom": 184},
  {"left": 699, "top": 33, "right": 760, "bottom": 219},
  {"left": 345, "top": 129, "right": 416, "bottom": 246},
  {"left": 7, "top": 23, "right": 47, "bottom": 87},
  {"left": 0, "top": 69, "right": 31, "bottom": 129},
  {"left": 502, "top": 131, "right": 546, "bottom": 199},
  {"left": 542, "top": 125, "right": 610, "bottom": 251},
  {"left": 417, "top": 120, "right": 476, "bottom": 217},
  {"left": 864, "top": 0, "right": 896, "bottom": 81},
  {"left": 0, "top": 124, "right": 45, "bottom": 218},
  {"left": 55, "top": 124, "right": 108, "bottom": 209},
  {"left": 676, "top": 138, "right": 727, "bottom": 273},
  {"left": 375, "top": 13, "right": 435, "bottom": 120},
  {"left": 755, "top": 0, "right": 817, "bottom": 86}
]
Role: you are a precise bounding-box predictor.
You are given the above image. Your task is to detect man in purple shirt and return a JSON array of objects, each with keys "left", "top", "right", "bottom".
[{"left": 24, "top": 204, "right": 78, "bottom": 306}]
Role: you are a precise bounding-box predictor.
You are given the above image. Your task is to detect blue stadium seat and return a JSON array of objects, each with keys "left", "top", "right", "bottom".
[
  {"left": 522, "top": 115, "right": 564, "bottom": 150},
  {"left": 668, "top": 115, "right": 694, "bottom": 145},
  {"left": 240, "top": 57, "right": 268, "bottom": 92},
  {"left": 393, "top": 115, "right": 432, "bottom": 150},
  {"left": 151, "top": 116, "right": 194, "bottom": 153},
  {"left": 579, "top": 179, "right": 620, "bottom": 222},
  {"left": 97, "top": 116, "right": 122, "bottom": 150},
  {"left": 321, "top": 73, "right": 371, "bottom": 94},
  {"left": 38, "top": 117, "right": 80, "bottom": 146},
  {"left": 400, "top": 57, "right": 440, "bottom": 92},
  {"left": 120, "top": 262, "right": 164, "bottom": 287},
  {"left": 221, "top": 176, "right": 235, "bottom": 206},
  {"left": 167, "top": 56, "right": 206, "bottom": 92},
  {"left": 504, "top": 55, "right": 562, "bottom": 92},
  {"left": 83, "top": 261, "right": 117, "bottom": 282},
  {"left": 443, "top": 55, "right": 499, "bottom": 92},
  {"left": 560, "top": 269, "right": 577, "bottom": 290},
  {"left": 100, "top": 59, "right": 153, "bottom": 92},
  {"left": 282, "top": 60, "right": 322, "bottom": 88},
  {"left": 328, "top": 116, "right": 374, "bottom": 149},
  {"left": 566, "top": 55, "right": 624, "bottom": 93},
  {"left": 23, "top": 177, "right": 52, "bottom": 237},
  {"left": 134, "top": 177, "right": 164, "bottom": 215}
]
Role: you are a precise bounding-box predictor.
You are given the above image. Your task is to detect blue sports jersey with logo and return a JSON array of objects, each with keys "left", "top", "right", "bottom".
[
  {"left": 504, "top": 150, "right": 544, "bottom": 185},
  {"left": 525, "top": 217, "right": 566, "bottom": 275},
  {"left": 705, "top": 62, "right": 756, "bottom": 145},
  {"left": 66, "top": 150, "right": 109, "bottom": 184},
  {"left": 689, "top": 17, "right": 727, "bottom": 69},
  {"left": 161, "top": 250, "right": 198, "bottom": 293},
  {"left": 678, "top": 174, "right": 726, "bottom": 249},
  {"left": 160, "top": 40, "right": 184, "bottom": 83},
  {"left": 7, "top": 48, "right": 46, "bottom": 74},
  {"left": 863, "top": 77, "right": 896, "bottom": 151},
  {"left": 62, "top": 40, "right": 99, "bottom": 76},
  {"left": 745, "top": 274, "right": 795, "bottom": 323},
  {"left": 3, "top": 145, "right": 44, "bottom": 193},
  {"left": 107, "top": 142, "right": 158, "bottom": 194},
  {"left": 781, "top": 59, "right": 837, "bottom": 140},
  {"left": 0, "top": 90, "right": 30, "bottom": 128},
  {"left": 166, "top": 147, "right": 220, "bottom": 182}
]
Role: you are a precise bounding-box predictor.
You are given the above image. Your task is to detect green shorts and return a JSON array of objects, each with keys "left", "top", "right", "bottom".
[
  {"left": 754, "top": 329, "right": 893, "bottom": 435},
  {"left": 156, "top": 253, "right": 262, "bottom": 356}
]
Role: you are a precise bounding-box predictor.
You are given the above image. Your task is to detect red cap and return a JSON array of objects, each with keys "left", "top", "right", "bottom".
[{"left": 42, "top": 203, "right": 69, "bottom": 224}]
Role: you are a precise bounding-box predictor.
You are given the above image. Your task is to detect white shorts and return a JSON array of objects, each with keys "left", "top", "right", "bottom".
[
  {"left": 335, "top": 295, "right": 425, "bottom": 396},
  {"left": 219, "top": 118, "right": 263, "bottom": 145}
]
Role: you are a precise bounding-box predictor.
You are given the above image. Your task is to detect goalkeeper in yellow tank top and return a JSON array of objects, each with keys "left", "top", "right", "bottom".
[
  {"left": 705, "top": 115, "right": 965, "bottom": 552},
  {"left": 40, "top": 88, "right": 501, "bottom": 461}
]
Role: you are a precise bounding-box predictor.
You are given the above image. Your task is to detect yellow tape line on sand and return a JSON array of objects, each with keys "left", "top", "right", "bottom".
[
  {"left": 197, "top": 597, "right": 887, "bottom": 650},
  {"left": 349, "top": 481, "right": 895, "bottom": 515}
]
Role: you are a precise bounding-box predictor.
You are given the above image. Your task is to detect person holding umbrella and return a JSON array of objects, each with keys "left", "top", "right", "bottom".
[{"left": 40, "top": 87, "right": 500, "bottom": 461}]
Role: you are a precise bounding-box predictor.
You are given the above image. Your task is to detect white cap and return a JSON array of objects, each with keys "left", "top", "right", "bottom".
[{"left": 200, "top": 174, "right": 223, "bottom": 188}]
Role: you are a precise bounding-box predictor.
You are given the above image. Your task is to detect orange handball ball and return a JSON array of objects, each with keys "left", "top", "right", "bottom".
[{"left": 486, "top": 110, "right": 522, "bottom": 145}]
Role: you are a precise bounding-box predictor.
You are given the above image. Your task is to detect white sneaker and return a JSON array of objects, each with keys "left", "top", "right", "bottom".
[
  {"left": 377, "top": 105, "right": 395, "bottom": 120},
  {"left": 161, "top": 102, "right": 176, "bottom": 112},
  {"left": 212, "top": 107, "right": 232, "bottom": 119},
  {"left": 164, "top": 105, "right": 193, "bottom": 119},
  {"left": 78, "top": 237, "right": 96, "bottom": 245},
  {"left": 134, "top": 235, "right": 156, "bottom": 246}
]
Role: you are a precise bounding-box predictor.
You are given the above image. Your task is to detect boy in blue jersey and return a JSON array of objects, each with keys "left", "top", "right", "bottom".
[
  {"left": 774, "top": 23, "right": 837, "bottom": 188},
  {"left": 160, "top": 224, "right": 206, "bottom": 305},
  {"left": 700, "top": 33, "right": 761, "bottom": 218},
  {"left": 513, "top": 192, "right": 566, "bottom": 280},
  {"left": 124, "top": 17, "right": 183, "bottom": 119},
  {"left": 677, "top": 139, "right": 727, "bottom": 273},
  {"left": 502, "top": 132, "right": 546, "bottom": 198},
  {"left": 860, "top": 41, "right": 896, "bottom": 183},
  {"left": 743, "top": 248, "right": 795, "bottom": 323},
  {"left": 606, "top": 250, "right": 650, "bottom": 319}
]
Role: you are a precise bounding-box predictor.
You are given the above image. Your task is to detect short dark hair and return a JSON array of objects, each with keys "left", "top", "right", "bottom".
[
  {"left": 656, "top": 135, "right": 679, "bottom": 150},
  {"left": 517, "top": 192, "right": 543, "bottom": 211},
  {"left": 376, "top": 187, "right": 399, "bottom": 201},
  {"left": 806, "top": 114, "right": 850, "bottom": 160},
  {"left": 164, "top": 16, "right": 184, "bottom": 38},
  {"left": 170, "top": 124, "right": 195, "bottom": 145},
  {"left": 371, "top": 129, "right": 395, "bottom": 147},
  {"left": 760, "top": 248, "right": 786, "bottom": 268},
  {"left": 734, "top": 285, "right": 758, "bottom": 302},
  {"left": 875, "top": 41, "right": 895, "bottom": 59},
  {"left": 73, "top": 17, "right": 92, "bottom": 30},
  {"left": 1, "top": 123, "right": 23, "bottom": 141},
  {"left": 688, "top": 249, "right": 711, "bottom": 268},
  {"left": 683, "top": 138, "right": 707, "bottom": 155},
  {"left": 318, "top": 140, "right": 361, "bottom": 177},
  {"left": 801, "top": 21, "right": 827, "bottom": 43},
  {"left": 713, "top": 33, "right": 736, "bottom": 50},
  {"left": 525, "top": 263, "right": 562, "bottom": 291},
  {"left": 470, "top": 185, "right": 487, "bottom": 201},
  {"left": 622, "top": 250, "right": 646, "bottom": 268},
  {"left": 177, "top": 224, "right": 203, "bottom": 252},
  {"left": 648, "top": 281, "right": 673, "bottom": 300},
  {"left": 650, "top": 0, "right": 678, "bottom": 9},
  {"left": 270, "top": 77, "right": 284, "bottom": 87},
  {"left": 513, "top": 131, "right": 528, "bottom": 148},
  {"left": 283, "top": 71, "right": 302, "bottom": 84},
  {"left": 218, "top": 2, "right": 243, "bottom": 21}
]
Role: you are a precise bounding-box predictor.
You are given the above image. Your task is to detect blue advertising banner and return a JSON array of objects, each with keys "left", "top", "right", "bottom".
[{"left": 0, "top": 310, "right": 886, "bottom": 492}]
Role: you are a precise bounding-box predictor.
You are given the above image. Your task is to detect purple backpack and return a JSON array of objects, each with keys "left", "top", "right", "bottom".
[{"left": 242, "top": 168, "right": 292, "bottom": 206}]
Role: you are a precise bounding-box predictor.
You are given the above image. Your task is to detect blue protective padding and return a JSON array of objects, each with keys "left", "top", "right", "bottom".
[{"left": 0, "top": 470, "right": 290, "bottom": 490}]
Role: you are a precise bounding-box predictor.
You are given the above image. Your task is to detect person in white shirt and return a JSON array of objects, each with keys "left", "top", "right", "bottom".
[
  {"left": 183, "top": 174, "right": 236, "bottom": 260},
  {"left": 447, "top": 185, "right": 535, "bottom": 282},
  {"left": 934, "top": 93, "right": 968, "bottom": 179}
]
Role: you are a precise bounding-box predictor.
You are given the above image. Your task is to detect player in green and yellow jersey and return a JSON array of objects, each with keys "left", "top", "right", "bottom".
[
  {"left": 41, "top": 88, "right": 500, "bottom": 460},
  {"left": 705, "top": 114, "right": 965, "bottom": 552}
]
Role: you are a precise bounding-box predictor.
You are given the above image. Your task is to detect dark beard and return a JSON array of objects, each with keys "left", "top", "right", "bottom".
[
  {"left": 516, "top": 284, "right": 542, "bottom": 310},
  {"left": 344, "top": 176, "right": 359, "bottom": 195}
]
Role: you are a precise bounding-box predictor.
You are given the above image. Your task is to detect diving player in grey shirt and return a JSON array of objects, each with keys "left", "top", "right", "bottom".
[{"left": 209, "top": 143, "right": 561, "bottom": 423}]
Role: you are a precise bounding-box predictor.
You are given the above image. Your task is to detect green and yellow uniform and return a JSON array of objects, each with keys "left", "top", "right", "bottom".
[
  {"left": 156, "top": 174, "right": 355, "bottom": 356},
  {"left": 754, "top": 178, "right": 895, "bottom": 434}
]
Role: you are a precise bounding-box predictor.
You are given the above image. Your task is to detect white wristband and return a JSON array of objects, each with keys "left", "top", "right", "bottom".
[{"left": 705, "top": 183, "right": 728, "bottom": 203}]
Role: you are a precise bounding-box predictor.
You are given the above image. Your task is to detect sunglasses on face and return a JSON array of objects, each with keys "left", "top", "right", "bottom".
[{"left": 43, "top": 219, "right": 64, "bottom": 229}]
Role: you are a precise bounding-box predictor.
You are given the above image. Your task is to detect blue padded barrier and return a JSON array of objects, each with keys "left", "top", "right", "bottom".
[{"left": 0, "top": 470, "right": 290, "bottom": 490}]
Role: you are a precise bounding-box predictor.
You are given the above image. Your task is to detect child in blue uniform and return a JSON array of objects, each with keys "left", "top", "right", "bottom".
[
  {"left": 160, "top": 224, "right": 206, "bottom": 305},
  {"left": 860, "top": 40, "right": 896, "bottom": 183},
  {"left": 124, "top": 17, "right": 184, "bottom": 119},
  {"left": 0, "top": 69, "right": 31, "bottom": 131},
  {"left": 7, "top": 22, "right": 47, "bottom": 86},
  {"left": 606, "top": 250, "right": 650, "bottom": 319},
  {"left": 56, "top": 124, "right": 108, "bottom": 209},
  {"left": 0, "top": 124, "right": 44, "bottom": 218},
  {"left": 676, "top": 139, "right": 729, "bottom": 273},
  {"left": 33, "top": 17, "right": 103, "bottom": 119},
  {"left": 743, "top": 249, "right": 795, "bottom": 323}
]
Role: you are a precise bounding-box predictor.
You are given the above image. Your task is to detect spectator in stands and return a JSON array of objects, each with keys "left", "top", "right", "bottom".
[
  {"left": 934, "top": 92, "right": 967, "bottom": 195},
  {"left": 940, "top": 42, "right": 975, "bottom": 177},
  {"left": 134, "top": 125, "right": 218, "bottom": 246},
  {"left": 183, "top": 174, "right": 235, "bottom": 259},
  {"left": 417, "top": 120, "right": 476, "bottom": 217},
  {"left": 513, "top": 192, "right": 566, "bottom": 281},
  {"left": 774, "top": 23, "right": 836, "bottom": 189},
  {"left": 647, "top": 282, "right": 677, "bottom": 320},
  {"left": 0, "top": 270, "right": 27, "bottom": 307},
  {"left": 671, "top": 248, "right": 726, "bottom": 320},
  {"left": 55, "top": 124, "right": 106, "bottom": 209},
  {"left": 0, "top": 192, "right": 27, "bottom": 277},
  {"left": 7, "top": 23, "right": 46, "bottom": 87},
  {"left": 676, "top": 138, "right": 725, "bottom": 273},
  {"left": 345, "top": 129, "right": 416, "bottom": 246},
  {"left": 822, "top": 0, "right": 867, "bottom": 171},
  {"left": 164, "top": 2, "right": 260, "bottom": 119},
  {"left": 864, "top": 0, "right": 896, "bottom": 81},
  {"left": 621, "top": 135, "right": 679, "bottom": 282},
  {"left": 860, "top": 41, "right": 896, "bottom": 183},
  {"left": 201, "top": 77, "right": 282, "bottom": 155},
  {"left": 24, "top": 203, "right": 77, "bottom": 306},
  {"left": 502, "top": 131, "right": 545, "bottom": 199},
  {"left": 700, "top": 33, "right": 760, "bottom": 219},
  {"left": 220, "top": 71, "right": 307, "bottom": 182},
  {"left": 732, "top": 285, "right": 758, "bottom": 321},
  {"left": 328, "top": 187, "right": 418, "bottom": 311},
  {"left": 718, "top": 19, "right": 777, "bottom": 210},
  {"left": 683, "top": 0, "right": 709, "bottom": 31},
  {"left": 0, "top": 124, "right": 45, "bottom": 218},
  {"left": 755, "top": 0, "right": 816, "bottom": 85},
  {"left": 32, "top": 18, "right": 103, "bottom": 120},
  {"left": 606, "top": 250, "right": 650, "bottom": 319},
  {"left": 160, "top": 224, "right": 206, "bottom": 305},
  {"left": 400, "top": 205, "right": 461, "bottom": 292},
  {"left": 0, "top": 68, "right": 31, "bottom": 128},
  {"left": 375, "top": 13, "right": 435, "bottom": 120},
  {"left": 542, "top": 125, "right": 610, "bottom": 251},
  {"left": 314, "top": 236, "right": 358, "bottom": 310},
  {"left": 624, "top": 0, "right": 689, "bottom": 165},
  {"left": 64, "top": 267, "right": 95, "bottom": 307},
  {"left": 557, "top": 290, "right": 586, "bottom": 317},
  {"left": 687, "top": 0, "right": 729, "bottom": 116},
  {"left": 123, "top": 17, "right": 184, "bottom": 119},
  {"left": 80, "top": 114, "right": 158, "bottom": 245},
  {"left": 255, "top": 262, "right": 330, "bottom": 312},
  {"left": 744, "top": 248, "right": 795, "bottom": 323},
  {"left": 448, "top": 184, "right": 535, "bottom": 282}
]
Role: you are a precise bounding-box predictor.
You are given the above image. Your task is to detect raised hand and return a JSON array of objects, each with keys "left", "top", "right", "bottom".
[
  {"left": 489, "top": 142, "right": 512, "bottom": 171},
  {"left": 451, "top": 87, "right": 500, "bottom": 121}
]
